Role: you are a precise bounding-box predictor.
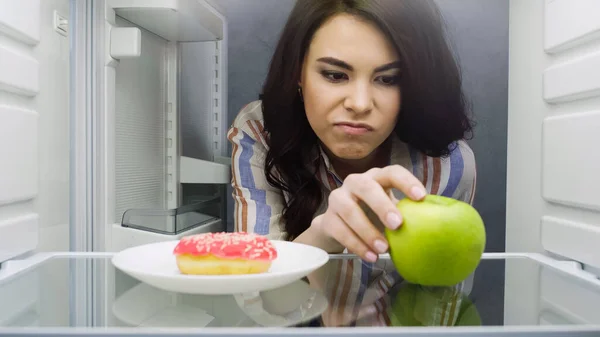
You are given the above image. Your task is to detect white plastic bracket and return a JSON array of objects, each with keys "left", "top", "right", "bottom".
[
  {"left": 583, "top": 264, "right": 600, "bottom": 279},
  {"left": 110, "top": 27, "right": 141, "bottom": 59},
  {"left": 166, "top": 42, "right": 179, "bottom": 209},
  {"left": 212, "top": 41, "right": 222, "bottom": 159},
  {"left": 53, "top": 10, "right": 68, "bottom": 37},
  {"left": 552, "top": 260, "right": 600, "bottom": 280}
]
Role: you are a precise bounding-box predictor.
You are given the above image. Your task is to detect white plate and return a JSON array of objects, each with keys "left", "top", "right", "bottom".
[{"left": 111, "top": 240, "right": 330, "bottom": 295}]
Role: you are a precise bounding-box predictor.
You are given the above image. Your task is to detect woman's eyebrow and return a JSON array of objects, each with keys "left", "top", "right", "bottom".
[
  {"left": 317, "top": 57, "right": 353, "bottom": 70},
  {"left": 374, "top": 61, "right": 401, "bottom": 73},
  {"left": 316, "top": 57, "right": 401, "bottom": 73}
]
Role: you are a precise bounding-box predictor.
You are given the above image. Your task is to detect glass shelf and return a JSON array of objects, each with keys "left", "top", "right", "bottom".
[
  {"left": 120, "top": 194, "right": 223, "bottom": 235},
  {"left": 0, "top": 253, "right": 599, "bottom": 336}
]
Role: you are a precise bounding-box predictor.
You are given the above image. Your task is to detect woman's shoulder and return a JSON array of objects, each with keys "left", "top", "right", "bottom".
[
  {"left": 230, "top": 100, "right": 265, "bottom": 131},
  {"left": 427, "top": 139, "right": 475, "bottom": 176},
  {"left": 453, "top": 139, "right": 475, "bottom": 167},
  {"left": 400, "top": 139, "right": 476, "bottom": 203},
  {"left": 444, "top": 140, "right": 476, "bottom": 203},
  {"left": 227, "top": 100, "right": 269, "bottom": 153}
]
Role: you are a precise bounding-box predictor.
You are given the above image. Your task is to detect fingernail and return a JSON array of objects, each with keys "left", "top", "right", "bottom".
[
  {"left": 365, "top": 251, "right": 378, "bottom": 262},
  {"left": 411, "top": 186, "right": 427, "bottom": 199},
  {"left": 386, "top": 212, "right": 402, "bottom": 229},
  {"left": 374, "top": 239, "right": 388, "bottom": 253}
]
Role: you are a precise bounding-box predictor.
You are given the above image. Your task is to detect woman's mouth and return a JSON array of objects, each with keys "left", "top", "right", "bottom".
[{"left": 334, "top": 122, "right": 373, "bottom": 135}]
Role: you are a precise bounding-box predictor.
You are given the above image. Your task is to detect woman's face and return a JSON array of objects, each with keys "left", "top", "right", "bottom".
[{"left": 300, "top": 13, "right": 401, "bottom": 161}]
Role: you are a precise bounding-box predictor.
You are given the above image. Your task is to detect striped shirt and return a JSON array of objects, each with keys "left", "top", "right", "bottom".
[{"left": 227, "top": 100, "right": 477, "bottom": 326}]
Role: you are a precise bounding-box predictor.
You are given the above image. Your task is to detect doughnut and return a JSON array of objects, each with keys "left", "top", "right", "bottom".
[{"left": 172, "top": 232, "right": 278, "bottom": 275}]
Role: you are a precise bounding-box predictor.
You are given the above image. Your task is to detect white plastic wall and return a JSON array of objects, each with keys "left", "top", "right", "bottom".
[
  {"left": 506, "top": 0, "right": 600, "bottom": 326},
  {"left": 113, "top": 16, "right": 169, "bottom": 224},
  {"left": 0, "top": 0, "right": 71, "bottom": 327},
  {"left": 0, "top": 0, "right": 70, "bottom": 258},
  {"left": 0, "top": 0, "right": 41, "bottom": 264}
]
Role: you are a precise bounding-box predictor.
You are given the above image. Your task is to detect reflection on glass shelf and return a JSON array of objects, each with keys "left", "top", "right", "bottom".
[
  {"left": 0, "top": 254, "right": 599, "bottom": 330},
  {"left": 385, "top": 283, "right": 481, "bottom": 327},
  {"left": 120, "top": 194, "right": 222, "bottom": 234},
  {"left": 112, "top": 279, "right": 328, "bottom": 328},
  {"left": 0, "top": 257, "right": 71, "bottom": 327}
]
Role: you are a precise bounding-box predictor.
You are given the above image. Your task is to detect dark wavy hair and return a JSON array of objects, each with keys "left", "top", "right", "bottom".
[{"left": 259, "top": 0, "right": 474, "bottom": 240}]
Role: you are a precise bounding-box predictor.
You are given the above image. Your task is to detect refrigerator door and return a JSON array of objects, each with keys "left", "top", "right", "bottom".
[
  {"left": 506, "top": 0, "right": 600, "bottom": 327},
  {"left": 0, "top": 0, "right": 98, "bottom": 260},
  {"left": 0, "top": 0, "right": 46, "bottom": 263}
]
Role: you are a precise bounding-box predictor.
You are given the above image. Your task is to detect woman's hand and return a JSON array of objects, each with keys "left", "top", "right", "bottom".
[{"left": 310, "top": 165, "right": 427, "bottom": 262}]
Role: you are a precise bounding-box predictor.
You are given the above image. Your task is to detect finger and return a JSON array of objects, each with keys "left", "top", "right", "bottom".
[
  {"left": 343, "top": 172, "right": 403, "bottom": 230},
  {"left": 320, "top": 209, "right": 379, "bottom": 262},
  {"left": 372, "top": 165, "right": 427, "bottom": 201},
  {"left": 328, "top": 189, "right": 389, "bottom": 254},
  {"left": 310, "top": 214, "right": 345, "bottom": 253},
  {"left": 356, "top": 304, "right": 379, "bottom": 321}
]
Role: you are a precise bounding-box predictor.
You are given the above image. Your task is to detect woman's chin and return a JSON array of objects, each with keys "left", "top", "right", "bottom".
[{"left": 330, "top": 146, "right": 376, "bottom": 161}]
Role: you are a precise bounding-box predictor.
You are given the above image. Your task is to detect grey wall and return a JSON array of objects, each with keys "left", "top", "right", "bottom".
[
  {"left": 219, "top": 0, "right": 296, "bottom": 133},
  {"left": 205, "top": 0, "right": 508, "bottom": 325},
  {"left": 434, "top": 0, "right": 509, "bottom": 326}
]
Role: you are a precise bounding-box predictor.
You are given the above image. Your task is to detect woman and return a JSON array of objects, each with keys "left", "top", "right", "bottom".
[{"left": 228, "top": 0, "right": 476, "bottom": 326}]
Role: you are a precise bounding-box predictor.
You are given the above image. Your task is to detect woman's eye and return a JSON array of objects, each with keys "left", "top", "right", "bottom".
[
  {"left": 377, "top": 75, "right": 400, "bottom": 86},
  {"left": 321, "top": 71, "right": 348, "bottom": 82}
]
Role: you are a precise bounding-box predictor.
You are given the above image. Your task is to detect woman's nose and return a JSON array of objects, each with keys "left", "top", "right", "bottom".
[{"left": 343, "top": 82, "right": 374, "bottom": 114}]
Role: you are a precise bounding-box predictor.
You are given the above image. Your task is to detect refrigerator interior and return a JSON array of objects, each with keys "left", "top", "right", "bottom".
[
  {"left": 100, "top": 0, "right": 231, "bottom": 254},
  {"left": 0, "top": 0, "right": 230, "bottom": 328},
  {"left": 504, "top": 0, "right": 600, "bottom": 326},
  {"left": 0, "top": 0, "right": 599, "bottom": 333},
  {"left": 101, "top": 0, "right": 231, "bottom": 328}
]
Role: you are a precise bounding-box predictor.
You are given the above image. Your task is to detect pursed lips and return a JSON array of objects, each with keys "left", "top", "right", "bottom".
[{"left": 334, "top": 122, "right": 374, "bottom": 135}]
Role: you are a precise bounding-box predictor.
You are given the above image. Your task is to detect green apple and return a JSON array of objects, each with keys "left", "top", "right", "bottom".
[
  {"left": 389, "top": 283, "right": 481, "bottom": 326},
  {"left": 384, "top": 194, "right": 486, "bottom": 286}
]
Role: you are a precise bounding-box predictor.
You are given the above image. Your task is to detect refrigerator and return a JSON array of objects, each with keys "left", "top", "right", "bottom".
[{"left": 0, "top": 0, "right": 599, "bottom": 335}]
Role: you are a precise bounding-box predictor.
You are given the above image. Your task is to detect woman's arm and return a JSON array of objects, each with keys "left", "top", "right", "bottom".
[
  {"left": 228, "top": 104, "right": 366, "bottom": 327},
  {"left": 292, "top": 225, "right": 344, "bottom": 252},
  {"left": 228, "top": 101, "right": 354, "bottom": 253},
  {"left": 454, "top": 140, "right": 477, "bottom": 205},
  {"left": 227, "top": 102, "right": 286, "bottom": 239}
]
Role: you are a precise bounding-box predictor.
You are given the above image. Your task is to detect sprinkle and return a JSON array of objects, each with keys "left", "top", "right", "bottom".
[{"left": 173, "top": 232, "right": 277, "bottom": 261}]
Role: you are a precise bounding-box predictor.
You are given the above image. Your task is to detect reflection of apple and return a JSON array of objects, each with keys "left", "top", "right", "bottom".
[
  {"left": 389, "top": 283, "right": 481, "bottom": 326},
  {"left": 385, "top": 195, "right": 486, "bottom": 286},
  {"left": 455, "top": 296, "right": 481, "bottom": 326}
]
